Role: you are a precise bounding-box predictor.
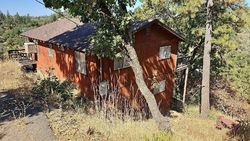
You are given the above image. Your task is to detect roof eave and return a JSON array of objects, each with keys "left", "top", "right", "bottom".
[{"left": 131, "top": 19, "right": 185, "bottom": 42}]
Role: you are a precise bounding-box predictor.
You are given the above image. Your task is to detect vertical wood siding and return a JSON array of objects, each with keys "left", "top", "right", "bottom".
[{"left": 35, "top": 23, "right": 180, "bottom": 115}]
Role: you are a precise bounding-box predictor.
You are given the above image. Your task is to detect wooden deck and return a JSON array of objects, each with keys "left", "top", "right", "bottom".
[
  {"left": 8, "top": 49, "right": 37, "bottom": 71},
  {"left": 18, "top": 59, "right": 36, "bottom": 65}
]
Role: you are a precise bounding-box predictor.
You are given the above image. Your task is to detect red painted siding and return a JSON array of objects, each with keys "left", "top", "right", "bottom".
[
  {"left": 101, "top": 24, "right": 179, "bottom": 114},
  {"left": 37, "top": 42, "right": 99, "bottom": 98},
  {"left": 35, "top": 23, "right": 180, "bottom": 115}
]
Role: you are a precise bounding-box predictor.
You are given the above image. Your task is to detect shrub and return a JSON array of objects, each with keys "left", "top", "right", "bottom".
[
  {"left": 74, "top": 95, "right": 91, "bottom": 113},
  {"left": 32, "top": 76, "right": 76, "bottom": 110},
  {"left": 230, "top": 107, "right": 250, "bottom": 141},
  {"left": 230, "top": 119, "right": 250, "bottom": 141}
]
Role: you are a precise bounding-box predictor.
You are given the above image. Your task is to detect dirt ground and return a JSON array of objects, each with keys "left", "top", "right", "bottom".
[{"left": 0, "top": 112, "right": 55, "bottom": 141}]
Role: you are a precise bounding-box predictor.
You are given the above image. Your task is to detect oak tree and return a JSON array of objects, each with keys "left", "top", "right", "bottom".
[{"left": 43, "top": 0, "right": 171, "bottom": 131}]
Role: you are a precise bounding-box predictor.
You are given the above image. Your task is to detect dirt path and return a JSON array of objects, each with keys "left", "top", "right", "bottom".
[{"left": 0, "top": 112, "right": 56, "bottom": 141}]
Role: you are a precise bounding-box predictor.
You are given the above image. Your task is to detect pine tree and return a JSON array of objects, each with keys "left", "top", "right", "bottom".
[{"left": 201, "top": 0, "right": 213, "bottom": 118}]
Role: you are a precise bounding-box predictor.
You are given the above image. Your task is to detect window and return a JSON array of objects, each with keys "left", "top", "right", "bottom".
[
  {"left": 114, "top": 56, "right": 130, "bottom": 70},
  {"left": 99, "top": 81, "right": 108, "bottom": 96},
  {"left": 48, "top": 44, "right": 53, "bottom": 57},
  {"left": 153, "top": 80, "right": 166, "bottom": 94},
  {"left": 75, "top": 51, "right": 86, "bottom": 74},
  {"left": 159, "top": 46, "right": 171, "bottom": 60}
]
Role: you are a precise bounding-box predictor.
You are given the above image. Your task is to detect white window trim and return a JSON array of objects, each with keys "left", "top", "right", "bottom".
[
  {"left": 99, "top": 81, "right": 109, "bottom": 96},
  {"left": 114, "top": 55, "right": 130, "bottom": 70},
  {"left": 153, "top": 80, "right": 166, "bottom": 94},
  {"left": 75, "top": 51, "right": 87, "bottom": 75},
  {"left": 159, "top": 45, "right": 171, "bottom": 60}
]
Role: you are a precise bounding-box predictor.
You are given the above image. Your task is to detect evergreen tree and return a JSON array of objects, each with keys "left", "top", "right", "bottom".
[
  {"left": 135, "top": 0, "right": 250, "bottom": 101},
  {"left": 0, "top": 12, "right": 59, "bottom": 51}
]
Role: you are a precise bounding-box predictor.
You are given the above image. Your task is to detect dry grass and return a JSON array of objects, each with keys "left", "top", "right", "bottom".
[
  {"left": 171, "top": 106, "right": 228, "bottom": 141},
  {"left": 171, "top": 116, "right": 227, "bottom": 141},
  {"left": 0, "top": 60, "right": 23, "bottom": 91},
  {"left": 0, "top": 60, "right": 236, "bottom": 141},
  {"left": 47, "top": 110, "right": 170, "bottom": 141},
  {"left": 47, "top": 106, "right": 231, "bottom": 141},
  {"left": 0, "top": 60, "right": 34, "bottom": 92}
]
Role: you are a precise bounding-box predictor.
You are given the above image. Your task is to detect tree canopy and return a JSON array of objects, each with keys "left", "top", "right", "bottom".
[
  {"left": 0, "top": 11, "right": 59, "bottom": 52},
  {"left": 43, "top": 0, "right": 138, "bottom": 58},
  {"left": 42, "top": 0, "right": 172, "bottom": 131},
  {"left": 135, "top": 0, "right": 250, "bottom": 100}
]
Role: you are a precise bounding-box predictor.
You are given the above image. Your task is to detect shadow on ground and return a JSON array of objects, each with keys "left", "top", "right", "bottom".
[
  {"left": 0, "top": 89, "right": 42, "bottom": 122},
  {"left": 0, "top": 88, "right": 56, "bottom": 141}
]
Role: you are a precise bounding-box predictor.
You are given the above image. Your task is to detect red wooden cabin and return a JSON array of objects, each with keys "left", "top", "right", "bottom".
[{"left": 21, "top": 18, "right": 184, "bottom": 115}]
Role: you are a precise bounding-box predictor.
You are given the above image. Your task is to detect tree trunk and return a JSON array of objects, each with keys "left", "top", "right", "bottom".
[
  {"left": 201, "top": 0, "right": 213, "bottom": 118},
  {"left": 125, "top": 44, "right": 170, "bottom": 131}
]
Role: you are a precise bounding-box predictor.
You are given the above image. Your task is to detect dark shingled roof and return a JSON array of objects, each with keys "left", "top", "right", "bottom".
[
  {"left": 49, "top": 23, "right": 95, "bottom": 51},
  {"left": 21, "top": 18, "right": 184, "bottom": 51}
]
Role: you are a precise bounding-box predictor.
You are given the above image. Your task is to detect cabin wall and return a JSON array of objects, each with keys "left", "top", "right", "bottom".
[
  {"left": 33, "top": 23, "right": 179, "bottom": 115},
  {"left": 36, "top": 41, "right": 99, "bottom": 98},
  {"left": 138, "top": 24, "right": 179, "bottom": 114},
  {"left": 102, "top": 24, "right": 179, "bottom": 115}
]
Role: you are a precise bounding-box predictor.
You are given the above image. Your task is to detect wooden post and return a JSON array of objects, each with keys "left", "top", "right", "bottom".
[{"left": 182, "top": 67, "right": 189, "bottom": 104}]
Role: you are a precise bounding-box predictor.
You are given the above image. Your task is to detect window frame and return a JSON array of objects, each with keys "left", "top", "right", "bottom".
[
  {"left": 153, "top": 80, "right": 166, "bottom": 95},
  {"left": 159, "top": 45, "right": 171, "bottom": 60},
  {"left": 99, "top": 81, "right": 109, "bottom": 96},
  {"left": 114, "top": 55, "right": 130, "bottom": 70},
  {"left": 74, "top": 51, "right": 87, "bottom": 75}
]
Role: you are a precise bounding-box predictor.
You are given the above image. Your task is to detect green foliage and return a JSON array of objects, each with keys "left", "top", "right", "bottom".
[
  {"left": 187, "top": 88, "right": 201, "bottom": 105},
  {"left": 136, "top": 0, "right": 249, "bottom": 74},
  {"left": 135, "top": 0, "right": 250, "bottom": 100},
  {"left": 231, "top": 119, "right": 250, "bottom": 140},
  {"left": 0, "top": 43, "right": 3, "bottom": 59},
  {"left": 32, "top": 76, "right": 76, "bottom": 109},
  {"left": 0, "top": 11, "right": 59, "bottom": 51},
  {"left": 42, "top": 0, "right": 250, "bottom": 100},
  {"left": 43, "top": 0, "right": 136, "bottom": 58},
  {"left": 222, "top": 27, "right": 250, "bottom": 99},
  {"left": 74, "top": 95, "right": 90, "bottom": 111}
]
